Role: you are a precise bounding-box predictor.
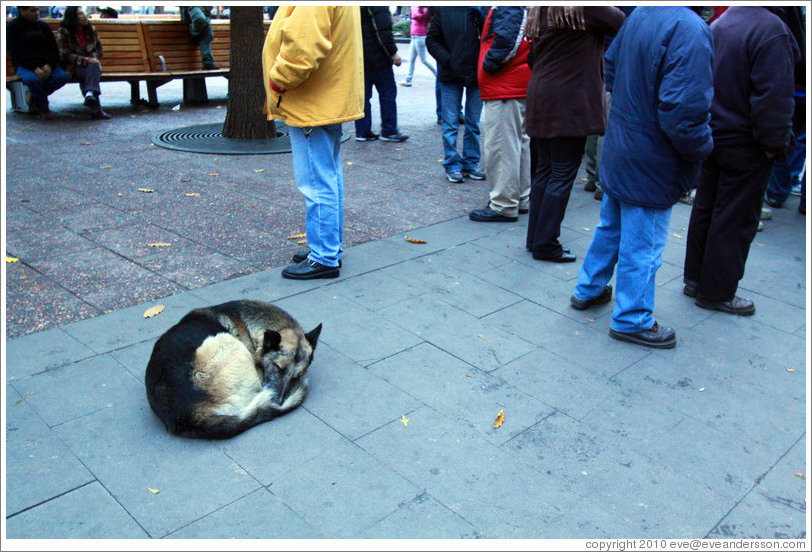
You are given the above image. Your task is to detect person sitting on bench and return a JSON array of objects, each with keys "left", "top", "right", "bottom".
[
  {"left": 57, "top": 7, "right": 111, "bottom": 119},
  {"left": 6, "top": 5, "right": 69, "bottom": 119},
  {"left": 180, "top": 6, "right": 218, "bottom": 70}
]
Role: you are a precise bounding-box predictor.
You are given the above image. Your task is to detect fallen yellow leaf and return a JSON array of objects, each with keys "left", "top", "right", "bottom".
[
  {"left": 400, "top": 415, "right": 409, "bottom": 428},
  {"left": 477, "top": 334, "right": 485, "bottom": 339},
  {"left": 147, "top": 487, "right": 160, "bottom": 494},
  {"left": 12, "top": 391, "right": 34, "bottom": 406},
  {"left": 79, "top": 141, "right": 92, "bottom": 146},
  {"left": 100, "top": 165, "right": 113, "bottom": 169},
  {"left": 253, "top": 169, "right": 265, "bottom": 173},
  {"left": 795, "top": 473, "right": 804, "bottom": 478},
  {"left": 297, "top": 239, "right": 308, "bottom": 245},
  {"left": 147, "top": 242, "right": 171, "bottom": 248},
  {"left": 178, "top": 178, "right": 190, "bottom": 183},
  {"left": 673, "top": 233, "right": 683, "bottom": 239},
  {"left": 405, "top": 237, "right": 427, "bottom": 244},
  {"left": 494, "top": 409, "right": 505, "bottom": 428},
  {"left": 206, "top": 173, "right": 220, "bottom": 176},
  {"left": 787, "top": 368, "right": 796, "bottom": 372},
  {"left": 143, "top": 305, "right": 165, "bottom": 319},
  {"left": 583, "top": 227, "right": 591, "bottom": 232},
  {"left": 346, "top": 161, "right": 354, "bottom": 166},
  {"left": 586, "top": 317, "right": 596, "bottom": 323},
  {"left": 138, "top": 188, "right": 154, "bottom": 193},
  {"left": 286, "top": 233, "right": 307, "bottom": 240},
  {"left": 466, "top": 374, "right": 474, "bottom": 378},
  {"left": 395, "top": 147, "right": 405, "bottom": 151},
  {"left": 6, "top": 256, "right": 20, "bottom": 263},
  {"left": 184, "top": 193, "right": 201, "bottom": 197}
]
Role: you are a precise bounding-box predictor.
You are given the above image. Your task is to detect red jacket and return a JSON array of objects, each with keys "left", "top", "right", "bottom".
[{"left": 477, "top": 7, "right": 531, "bottom": 101}]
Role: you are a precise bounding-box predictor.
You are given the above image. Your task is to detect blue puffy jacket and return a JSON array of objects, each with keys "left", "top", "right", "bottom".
[{"left": 600, "top": 7, "right": 714, "bottom": 208}]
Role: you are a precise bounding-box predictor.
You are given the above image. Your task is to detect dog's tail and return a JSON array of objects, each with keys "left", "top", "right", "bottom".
[{"left": 179, "top": 383, "right": 308, "bottom": 440}]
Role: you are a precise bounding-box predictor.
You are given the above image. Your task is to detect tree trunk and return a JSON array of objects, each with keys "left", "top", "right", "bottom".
[{"left": 222, "top": 6, "right": 277, "bottom": 139}]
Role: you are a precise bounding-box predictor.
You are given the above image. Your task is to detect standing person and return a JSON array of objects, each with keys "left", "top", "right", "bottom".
[
  {"left": 683, "top": 7, "right": 799, "bottom": 315},
  {"left": 469, "top": 6, "right": 531, "bottom": 223},
  {"left": 6, "top": 6, "right": 69, "bottom": 118},
  {"left": 427, "top": 6, "right": 486, "bottom": 183},
  {"left": 571, "top": 7, "right": 714, "bottom": 349},
  {"left": 355, "top": 6, "right": 409, "bottom": 143},
  {"left": 400, "top": 6, "right": 436, "bottom": 87},
  {"left": 263, "top": 6, "right": 364, "bottom": 280},
  {"left": 180, "top": 6, "right": 218, "bottom": 70},
  {"left": 57, "top": 7, "right": 110, "bottom": 119},
  {"left": 524, "top": 6, "right": 625, "bottom": 262}
]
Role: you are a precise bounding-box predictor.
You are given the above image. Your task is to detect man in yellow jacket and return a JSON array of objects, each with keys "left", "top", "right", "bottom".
[{"left": 263, "top": 6, "right": 364, "bottom": 279}]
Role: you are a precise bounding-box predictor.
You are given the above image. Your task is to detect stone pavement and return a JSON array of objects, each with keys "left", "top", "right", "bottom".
[{"left": 3, "top": 43, "right": 809, "bottom": 542}]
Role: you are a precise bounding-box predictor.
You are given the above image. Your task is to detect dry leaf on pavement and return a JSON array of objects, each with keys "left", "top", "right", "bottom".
[
  {"left": 138, "top": 188, "right": 154, "bottom": 193},
  {"left": 147, "top": 242, "right": 171, "bottom": 248},
  {"left": 405, "top": 237, "right": 427, "bottom": 244},
  {"left": 494, "top": 409, "right": 505, "bottom": 428},
  {"left": 286, "top": 233, "right": 307, "bottom": 240},
  {"left": 143, "top": 305, "right": 165, "bottom": 319},
  {"left": 400, "top": 415, "right": 409, "bottom": 427},
  {"left": 6, "top": 256, "right": 20, "bottom": 263},
  {"left": 147, "top": 487, "right": 160, "bottom": 494}
]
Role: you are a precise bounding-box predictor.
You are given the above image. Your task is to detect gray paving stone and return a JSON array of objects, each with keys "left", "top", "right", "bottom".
[
  {"left": 380, "top": 295, "right": 536, "bottom": 373},
  {"left": 752, "top": 435, "right": 807, "bottom": 515},
  {"left": 11, "top": 354, "right": 143, "bottom": 428},
  {"left": 707, "top": 490, "right": 806, "bottom": 539},
  {"left": 5, "top": 481, "right": 148, "bottom": 539},
  {"left": 337, "top": 237, "right": 427, "bottom": 277},
  {"left": 166, "top": 488, "right": 323, "bottom": 539},
  {"left": 219, "top": 407, "right": 346, "bottom": 487},
  {"left": 738, "top": 246, "right": 806, "bottom": 309},
  {"left": 5, "top": 326, "right": 96, "bottom": 381},
  {"left": 63, "top": 292, "right": 211, "bottom": 354},
  {"left": 5, "top": 385, "right": 94, "bottom": 516},
  {"left": 356, "top": 406, "right": 580, "bottom": 538},
  {"left": 356, "top": 492, "right": 480, "bottom": 539},
  {"left": 55, "top": 393, "right": 261, "bottom": 538},
  {"left": 108, "top": 339, "right": 156, "bottom": 382},
  {"left": 382, "top": 216, "right": 502, "bottom": 254},
  {"left": 299, "top": 343, "right": 423, "bottom": 441},
  {"left": 368, "top": 342, "right": 554, "bottom": 446},
  {"left": 275, "top": 288, "right": 424, "bottom": 367},
  {"left": 382, "top": 253, "right": 524, "bottom": 318},
  {"left": 332, "top": 269, "right": 425, "bottom": 312},
  {"left": 424, "top": 242, "right": 516, "bottom": 277},
  {"left": 492, "top": 345, "right": 625, "bottom": 422},
  {"left": 483, "top": 301, "right": 651, "bottom": 379},
  {"left": 502, "top": 412, "right": 729, "bottom": 537},
  {"left": 266, "top": 438, "right": 422, "bottom": 538},
  {"left": 186, "top": 266, "right": 325, "bottom": 305}
]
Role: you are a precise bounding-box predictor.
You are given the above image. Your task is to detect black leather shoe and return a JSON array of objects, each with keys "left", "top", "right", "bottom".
[
  {"left": 469, "top": 206, "right": 517, "bottom": 223},
  {"left": 533, "top": 251, "right": 576, "bottom": 263},
  {"left": 291, "top": 250, "right": 341, "bottom": 267},
  {"left": 91, "top": 110, "right": 111, "bottom": 120},
  {"left": 519, "top": 207, "right": 529, "bottom": 214},
  {"left": 526, "top": 246, "right": 570, "bottom": 254},
  {"left": 609, "top": 321, "right": 676, "bottom": 349},
  {"left": 683, "top": 282, "right": 698, "bottom": 298},
  {"left": 570, "top": 285, "right": 612, "bottom": 310},
  {"left": 281, "top": 258, "right": 339, "bottom": 280},
  {"left": 695, "top": 295, "right": 755, "bottom": 316}
]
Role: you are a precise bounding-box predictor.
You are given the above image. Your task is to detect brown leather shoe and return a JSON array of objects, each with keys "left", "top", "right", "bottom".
[{"left": 695, "top": 295, "right": 755, "bottom": 316}]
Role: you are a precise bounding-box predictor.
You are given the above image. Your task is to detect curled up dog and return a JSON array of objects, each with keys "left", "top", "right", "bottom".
[{"left": 145, "top": 300, "right": 321, "bottom": 439}]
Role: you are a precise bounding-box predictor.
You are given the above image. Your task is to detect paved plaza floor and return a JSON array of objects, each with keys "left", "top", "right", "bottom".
[{"left": 3, "top": 43, "right": 809, "bottom": 544}]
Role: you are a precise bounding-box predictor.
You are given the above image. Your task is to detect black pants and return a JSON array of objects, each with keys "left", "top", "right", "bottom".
[
  {"left": 684, "top": 146, "right": 774, "bottom": 301},
  {"left": 526, "top": 136, "right": 586, "bottom": 258}
]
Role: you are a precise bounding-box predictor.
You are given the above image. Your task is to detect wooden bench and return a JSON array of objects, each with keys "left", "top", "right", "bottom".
[{"left": 6, "top": 18, "right": 269, "bottom": 111}]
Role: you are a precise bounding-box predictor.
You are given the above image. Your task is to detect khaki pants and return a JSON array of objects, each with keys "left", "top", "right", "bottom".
[{"left": 482, "top": 98, "right": 531, "bottom": 217}]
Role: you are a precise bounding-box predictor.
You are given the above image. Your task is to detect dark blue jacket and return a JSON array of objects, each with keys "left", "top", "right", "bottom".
[
  {"left": 600, "top": 7, "right": 714, "bottom": 208},
  {"left": 427, "top": 7, "right": 485, "bottom": 87},
  {"left": 708, "top": 7, "right": 800, "bottom": 156}
]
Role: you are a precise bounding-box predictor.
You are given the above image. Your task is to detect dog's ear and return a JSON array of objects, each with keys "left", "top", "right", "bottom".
[
  {"left": 263, "top": 330, "right": 282, "bottom": 352},
  {"left": 305, "top": 323, "right": 322, "bottom": 349}
]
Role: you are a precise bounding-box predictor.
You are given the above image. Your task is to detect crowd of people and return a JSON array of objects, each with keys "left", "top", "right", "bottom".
[{"left": 7, "top": 6, "right": 806, "bottom": 351}]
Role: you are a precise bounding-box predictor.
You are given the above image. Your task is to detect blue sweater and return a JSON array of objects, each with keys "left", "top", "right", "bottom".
[
  {"left": 708, "top": 7, "right": 800, "bottom": 156},
  {"left": 600, "top": 7, "right": 714, "bottom": 208}
]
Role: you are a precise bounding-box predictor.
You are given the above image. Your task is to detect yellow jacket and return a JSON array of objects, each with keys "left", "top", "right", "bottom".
[{"left": 262, "top": 6, "right": 364, "bottom": 128}]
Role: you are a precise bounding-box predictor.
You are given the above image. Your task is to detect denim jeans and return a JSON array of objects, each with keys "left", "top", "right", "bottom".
[
  {"left": 15, "top": 66, "right": 69, "bottom": 112},
  {"left": 288, "top": 124, "right": 344, "bottom": 267},
  {"left": 406, "top": 35, "right": 436, "bottom": 82},
  {"left": 574, "top": 194, "right": 671, "bottom": 333},
  {"left": 439, "top": 82, "right": 482, "bottom": 173},
  {"left": 355, "top": 65, "right": 398, "bottom": 138},
  {"left": 765, "top": 131, "right": 806, "bottom": 204},
  {"left": 72, "top": 62, "right": 101, "bottom": 97}
]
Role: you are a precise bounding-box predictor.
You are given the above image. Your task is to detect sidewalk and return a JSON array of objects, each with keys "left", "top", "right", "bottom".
[{"left": 3, "top": 43, "right": 809, "bottom": 542}]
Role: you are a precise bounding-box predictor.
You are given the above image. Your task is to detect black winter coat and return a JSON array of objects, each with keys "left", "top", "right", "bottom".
[
  {"left": 360, "top": 6, "right": 398, "bottom": 72},
  {"left": 7, "top": 16, "right": 61, "bottom": 70},
  {"left": 427, "top": 7, "right": 485, "bottom": 87}
]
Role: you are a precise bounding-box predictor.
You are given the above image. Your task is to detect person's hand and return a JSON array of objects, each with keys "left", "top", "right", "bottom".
[
  {"left": 87, "top": 57, "right": 100, "bottom": 64},
  {"left": 391, "top": 53, "right": 402, "bottom": 67},
  {"left": 547, "top": 6, "right": 585, "bottom": 31}
]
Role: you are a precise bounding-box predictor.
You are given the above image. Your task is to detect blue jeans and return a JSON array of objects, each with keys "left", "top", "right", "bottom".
[
  {"left": 439, "top": 82, "right": 482, "bottom": 173},
  {"left": 765, "top": 131, "right": 806, "bottom": 204},
  {"left": 288, "top": 124, "right": 344, "bottom": 267},
  {"left": 574, "top": 194, "right": 671, "bottom": 333},
  {"left": 355, "top": 65, "right": 398, "bottom": 138},
  {"left": 15, "top": 66, "right": 69, "bottom": 112}
]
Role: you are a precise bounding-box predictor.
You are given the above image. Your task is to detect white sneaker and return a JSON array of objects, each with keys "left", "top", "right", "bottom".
[
  {"left": 398, "top": 80, "right": 412, "bottom": 87},
  {"left": 760, "top": 206, "right": 773, "bottom": 220},
  {"left": 757, "top": 220, "right": 764, "bottom": 232},
  {"left": 790, "top": 183, "right": 802, "bottom": 196}
]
